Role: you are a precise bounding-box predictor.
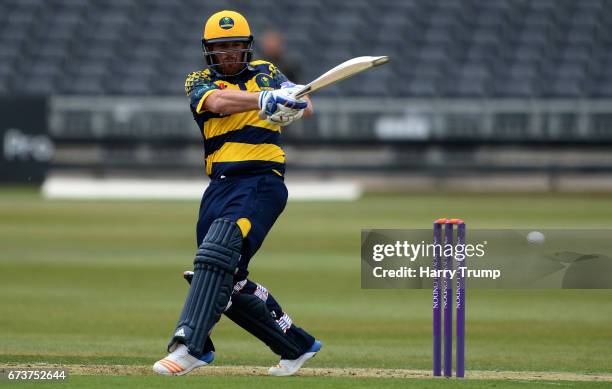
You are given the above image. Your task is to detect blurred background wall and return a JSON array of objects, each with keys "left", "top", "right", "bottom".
[{"left": 2, "top": 0, "right": 612, "bottom": 194}]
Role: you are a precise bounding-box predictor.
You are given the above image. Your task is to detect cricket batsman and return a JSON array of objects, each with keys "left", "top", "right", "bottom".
[{"left": 153, "top": 10, "right": 322, "bottom": 377}]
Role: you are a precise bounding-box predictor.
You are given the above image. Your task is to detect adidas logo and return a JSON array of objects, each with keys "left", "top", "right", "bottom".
[{"left": 174, "top": 328, "right": 185, "bottom": 337}]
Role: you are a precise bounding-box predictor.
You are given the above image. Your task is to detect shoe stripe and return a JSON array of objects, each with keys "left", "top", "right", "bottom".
[
  {"left": 159, "top": 360, "right": 180, "bottom": 373},
  {"left": 158, "top": 360, "right": 177, "bottom": 373},
  {"left": 157, "top": 361, "right": 174, "bottom": 373},
  {"left": 163, "top": 359, "right": 184, "bottom": 372},
  {"left": 168, "top": 359, "right": 185, "bottom": 372}
]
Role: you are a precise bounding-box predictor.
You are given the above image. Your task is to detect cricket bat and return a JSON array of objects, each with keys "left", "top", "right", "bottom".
[{"left": 259, "top": 55, "right": 389, "bottom": 118}]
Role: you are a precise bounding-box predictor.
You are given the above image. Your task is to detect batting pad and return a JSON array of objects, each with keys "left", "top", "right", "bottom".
[
  {"left": 225, "top": 293, "right": 302, "bottom": 360},
  {"left": 169, "top": 218, "right": 242, "bottom": 356}
]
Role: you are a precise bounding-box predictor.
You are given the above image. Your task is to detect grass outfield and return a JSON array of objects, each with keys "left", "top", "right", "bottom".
[
  {"left": 1, "top": 188, "right": 612, "bottom": 387},
  {"left": 5, "top": 376, "right": 612, "bottom": 389}
]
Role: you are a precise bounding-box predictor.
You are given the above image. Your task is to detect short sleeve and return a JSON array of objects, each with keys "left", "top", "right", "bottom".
[{"left": 185, "top": 70, "right": 220, "bottom": 113}]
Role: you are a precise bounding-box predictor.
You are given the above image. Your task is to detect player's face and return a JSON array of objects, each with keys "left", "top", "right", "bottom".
[{"left": 210, "top": 41, "right": 248, "bottom": 75}]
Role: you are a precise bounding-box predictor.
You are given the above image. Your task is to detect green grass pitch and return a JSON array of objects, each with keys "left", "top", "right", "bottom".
[{"left": 1, "top": 188, "right": 611, "bottom": 387}]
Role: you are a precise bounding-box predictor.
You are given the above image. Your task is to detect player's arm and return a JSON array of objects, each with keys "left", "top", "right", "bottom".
[
  {"left": 186, "top": 69, "right": 309, "bottom": 117},
  {"left": 203, "top": 89, "right": 309, "bottom": 116},
  {"left": 203, "top": 89, "right": 259, "bottom": 114},
  {"left": 186, "top": 72, "right": 265, "bottom": 115}
]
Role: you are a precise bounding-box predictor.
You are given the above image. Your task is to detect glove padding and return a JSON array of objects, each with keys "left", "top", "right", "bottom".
[
  {"left": 267, "top": 104, "right": 304, "bottom": 126},
  {"left": 258, "top": 87, "right": 307, "bottom": 116},
  {"left": 266, "top": 82, "right": 307, "bottom": 125}
]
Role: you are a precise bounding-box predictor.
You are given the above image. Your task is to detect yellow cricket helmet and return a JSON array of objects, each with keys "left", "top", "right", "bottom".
[
  {"left": 203, "top": 10, "right": 252, "bottom": 43},
  {"left": 201, "top": 10, "right": 254, "bottom": 73}
]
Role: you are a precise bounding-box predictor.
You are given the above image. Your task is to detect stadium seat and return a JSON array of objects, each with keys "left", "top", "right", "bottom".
[{"left": 0, "top": 0, "right": 610, "bottom": 98}]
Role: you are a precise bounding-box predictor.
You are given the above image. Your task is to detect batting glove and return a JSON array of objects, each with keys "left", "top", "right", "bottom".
[
  {"left": 267, "top": 104, "right": 304, "bottom": 126},
  {"left": 279, "top": 81, "right": 306, "bottom": 96},
  {"left": 258, "top": 88, "right": 307, "bottom": 116}
]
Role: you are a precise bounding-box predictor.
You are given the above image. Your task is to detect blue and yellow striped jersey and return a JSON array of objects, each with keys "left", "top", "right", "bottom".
[{"left": 185, "top": 61, "right": 290, "bottom": 178}]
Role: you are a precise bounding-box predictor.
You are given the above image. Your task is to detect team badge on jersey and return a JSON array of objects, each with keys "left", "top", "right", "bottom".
[{"left": 255, "top": 73, "right": 274, "bottom": 90}]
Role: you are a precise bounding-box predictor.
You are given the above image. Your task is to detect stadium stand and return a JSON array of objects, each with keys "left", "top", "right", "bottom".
[{"left": 1, "top": 0, "right": 612, "bottom": 97}]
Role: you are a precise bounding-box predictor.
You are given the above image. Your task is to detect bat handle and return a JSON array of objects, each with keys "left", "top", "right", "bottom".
[{"left": 258, "top": 110, "right": 267, "bottom": 120}]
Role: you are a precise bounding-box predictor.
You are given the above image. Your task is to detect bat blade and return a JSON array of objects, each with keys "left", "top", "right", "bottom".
[
  {"left": 294, "top": 55, "right": 389, "bottom": 98},
  {"left": 257, "top": 55, "right": 389, "bottom": 119}
]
